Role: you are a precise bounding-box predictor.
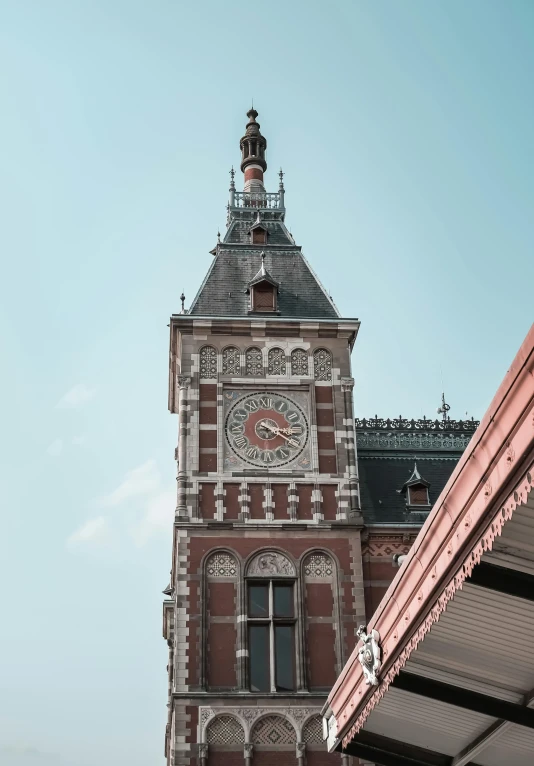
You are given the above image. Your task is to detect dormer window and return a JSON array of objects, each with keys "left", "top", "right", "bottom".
[
  {"left": 401, "top": 462, "right": 431, "bottom": 510},
  {"left": 250, "top": 212, "right": 268, "bottom": 246},
  {"left": 407, "top": 485, "right": 430, "bottom": 506},
  {"left": 252, "top": 227, "right": 267, "bottom": 245},
  {"left": 248, "top": 253, "right": 279, "bottom": 314},
  {"left": 252, "top": 282, "right": 276, "bottom": 311}
]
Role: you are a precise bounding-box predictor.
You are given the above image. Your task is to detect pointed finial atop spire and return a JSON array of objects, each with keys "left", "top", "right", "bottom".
[
  {"left": 279, "top": 168, "right": 284, "bottom": 189},
  {"left": 217, "top": 230, "right": 221, "bottom": 242},
  {"left": 241, "top": 107, "right": 266, "bottom": 189},
  {"left": 180, "top": 292, "right": 186, "bottom": 314},
  {"left": 230, "top": 166, "right": 235, "bottom": 188},
  {"left": 437, "top": 392, "right": 451, "bottom": 422}
]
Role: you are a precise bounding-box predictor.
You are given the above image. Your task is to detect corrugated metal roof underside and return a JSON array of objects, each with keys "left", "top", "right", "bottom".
[
  {"left": 350, "top": 483, "right": 534, "bottom": 763},
  {"left": 410, "top": 583, "right": 534, "bottom": 694},
  {"left": 476, "top": 725, "right": 534, "bottom": 766},
  {"left": 362, "top": 686, "right": 496, "bottom": 755},
  {"left": 483, "top": 497, "right": 534, "bottom": 576}
]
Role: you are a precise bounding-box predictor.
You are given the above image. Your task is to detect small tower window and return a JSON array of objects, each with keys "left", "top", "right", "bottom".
[
  {"left": 408, "top": 485, "right": 430, "bottom": 506},
  {"left": 252, "top": 227, "right": 267, "bottom": 245},
  {"left": 252, "top": 283, "right": 276, "bottom": 311}
]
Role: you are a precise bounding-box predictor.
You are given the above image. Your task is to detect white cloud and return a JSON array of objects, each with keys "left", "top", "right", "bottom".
[
  {"left": 46, "top": 438, "right": 63, "bottom": 457},
  {"left": 56, "top": 383, "right": 96, "bottom": 409},
  {"left": 130, "top": 489, "right": 175, "bottom": 546},
  {"left": 100, "top": 459, "right": 161, "bottom": 507},
  {"left": 67, "top": 516, "right": 110, "bottom": 548}
]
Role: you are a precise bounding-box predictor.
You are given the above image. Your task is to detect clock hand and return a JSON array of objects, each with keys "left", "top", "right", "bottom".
[{"left": 260, "top": 421, "right": 299, "bottom": 448}]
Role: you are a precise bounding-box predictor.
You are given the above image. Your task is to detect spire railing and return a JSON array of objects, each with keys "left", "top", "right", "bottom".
[{"left": 232, "top": 191, "right": 283, "bottom": 210}]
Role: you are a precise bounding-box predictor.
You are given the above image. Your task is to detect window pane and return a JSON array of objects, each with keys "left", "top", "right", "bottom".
[
  {"left": 248, "top": 584, "right": 269, "bottom": 617},
  {"left": 275, "top": 626, "right": 295, "bottom": 691},
  {"left": 273, "top": 584, "right": 293, "bottom": 617},
  {"left": 249, "top": 625, "right": 270, "bottom": 692}
]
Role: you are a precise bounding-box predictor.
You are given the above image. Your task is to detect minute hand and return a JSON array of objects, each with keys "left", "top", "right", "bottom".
[{"left": 260, "top": 421, "right": 300, "bottom": 448}]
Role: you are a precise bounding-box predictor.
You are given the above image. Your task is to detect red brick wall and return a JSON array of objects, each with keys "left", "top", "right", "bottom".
[
  {"left": 321, "top": 484, "right": 337, "bottom": 520},
  {"left": 272, "top": 484, "right": 290, "bottom": 519},
  {"left": 305, "top": 581, "right": 337, "bottom": 689},
  {"left": 297, "top": 485, "right": 313, "bottom": 520},
  {"left": 199, "top": 484, "right": 216, "bottom": 519},
  {"left": 224, "top": 483, "right": 240, "bottom": 519},
  {"left": 207, "top": 581, "right": 237, "bottom": 688},
  {"left": 249, "top": 484, "right": 265, "bottom": 519},
  {"left": 254, "top": 752, "right": 297, "bottom": 766},
  {"left": 199, "top": 384, "right": 217, "bottom": 472}
]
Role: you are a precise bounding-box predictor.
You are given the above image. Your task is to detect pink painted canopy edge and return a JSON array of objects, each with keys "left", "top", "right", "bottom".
[{"left": 326, "top": 322, "right": 534, "bottom": 745}]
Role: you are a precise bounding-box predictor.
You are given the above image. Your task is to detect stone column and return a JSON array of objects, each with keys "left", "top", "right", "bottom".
[
  {"left": 296, "top": 743, "right": 305, "bottom": 766},
  {"left": 176, "top": 376, "right": 191, "bottom": 520},
  {"left": 198, "top": 743, "right": 208, "bottom": 766},
  {"left": 244, "top": 743, "right": 253, "bottom": 766},
  {"left": 340, "top": 377, "right": 361, "bottom": 520}
]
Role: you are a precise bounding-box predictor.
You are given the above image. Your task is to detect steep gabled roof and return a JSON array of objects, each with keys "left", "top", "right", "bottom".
[{"left": 189, "top": 248, "right": 339, "bottom": 319}]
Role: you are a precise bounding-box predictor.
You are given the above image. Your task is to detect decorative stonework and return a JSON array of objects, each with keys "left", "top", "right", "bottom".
[
  {"left": 302, "top": 716, "right": 323, "bottom": 744},
  {"left": 268, "top": 347, "right": 286, "bottom": 375},
  {"left": 245, "top": 347, "right": 263, "bottom": 376},
  {"left": 198, "top": 743, "right": 208, "bottom": 760},
  {"left": 340, "top": 377, "right": 355, "bottom": 392},
  {"left": 356, "top": 416, "right": 479, "bottom": 431},
  {"left": 291, "top": 348, "right": 309, "bottom": 376},
  {"left": 251, "top": 716, "right": 296, "bottom": 745},
  {"left": 304, "top": 553, "right": 333, "bottom": 578},
  {"left": 200, "top": 707, "right": 322, "bottom": 741},
  {"left": 313, "top": 348, "right": 332, "bottom": 381},
  {"left": 207, "top": 715, "right": 245, "bottom": 744},
  {"left": 357, "top": 430, "right": 474, "bottom": 451},
  {"left": 222, "top": 346, "right": 241, "bottom": 375},
  {"left": 177, "top": 375, "right": 191, "bottom": 389},
  {"left": 200, "top": 346, "right": 217, "bottom": 379},
  {"left": 356, "top": 626, "right": 382, "bottom": 686},
  {"left": 247, "top": 551, "right": 296, "bottom": 576},
  {"left": 206, "top": 552, "right": 238, "bottom": 577}
]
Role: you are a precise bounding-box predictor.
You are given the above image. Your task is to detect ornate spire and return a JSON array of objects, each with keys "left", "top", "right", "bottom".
[{"left": 240, "top": 107, "right": 267, "bottom": 193}]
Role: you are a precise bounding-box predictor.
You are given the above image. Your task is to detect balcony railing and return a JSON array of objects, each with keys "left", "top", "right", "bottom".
[{"left": 232, "top": 191, "right": 282, "bottom": 209}]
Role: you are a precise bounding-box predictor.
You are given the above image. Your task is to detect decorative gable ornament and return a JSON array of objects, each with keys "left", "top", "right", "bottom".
[{"left": 356, "top": 625, "right": 382, "bottom": 686}]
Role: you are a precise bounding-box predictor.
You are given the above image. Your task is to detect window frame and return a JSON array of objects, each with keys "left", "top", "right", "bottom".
[{"left": 246, "top": 578, "right": 297, "bottom": 693}]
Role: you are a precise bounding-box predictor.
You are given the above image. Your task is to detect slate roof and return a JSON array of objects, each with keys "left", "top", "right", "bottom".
[
  {"left": 225, "top": 218, "right": 294, "bottom": 246},
  {"left": 358, "top": 455, "right": 459, "bottom": 524},
  {"left": 189, "top": 248, "right": 339, "bottom": 319}
]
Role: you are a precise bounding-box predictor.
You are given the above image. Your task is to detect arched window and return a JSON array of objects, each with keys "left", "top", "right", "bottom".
[
  {"left": 251, "top": 715, "right": 296, "bottom": 745},
  {"left": 313, "top": 348, "right": 332, "bottom": 381},
  {"left": 222, "top": 346, "right": 240, "bottom": 376},
  {"left": 291, "top": 348, "right": 309, "bottom": 376},
  {"left": 245, "top": 347, "right": 263, "bottom": 376},
  {"left": 268, "top": 347, "right": 286, "bottom": 375},
  {"left": 199, "top": 345, "right": 217, "bottom": 379},
  {"left": 246, "top": 552, "right": 296, "bottom": 692},
  {"left": 206, "top": 715, "right": 245, "bottom": 744}
]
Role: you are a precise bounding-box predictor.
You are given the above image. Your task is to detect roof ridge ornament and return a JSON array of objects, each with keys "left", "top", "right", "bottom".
[{"left": 356, "top": 625, "right": 381, "bottom": 686}]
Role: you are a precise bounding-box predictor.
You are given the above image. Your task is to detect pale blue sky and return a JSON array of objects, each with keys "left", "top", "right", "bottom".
[{"left": 1, "top": 1, "right": 533, "bottom": 764}]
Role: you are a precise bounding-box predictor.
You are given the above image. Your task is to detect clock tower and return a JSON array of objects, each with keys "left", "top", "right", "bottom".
[{"left": 163, "top": 108, "right": 366, "bottom": 766}]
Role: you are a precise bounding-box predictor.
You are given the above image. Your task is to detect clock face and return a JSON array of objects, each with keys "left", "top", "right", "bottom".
[{"left": 225, "top": 392, "right": 309, "bottom": 467}]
